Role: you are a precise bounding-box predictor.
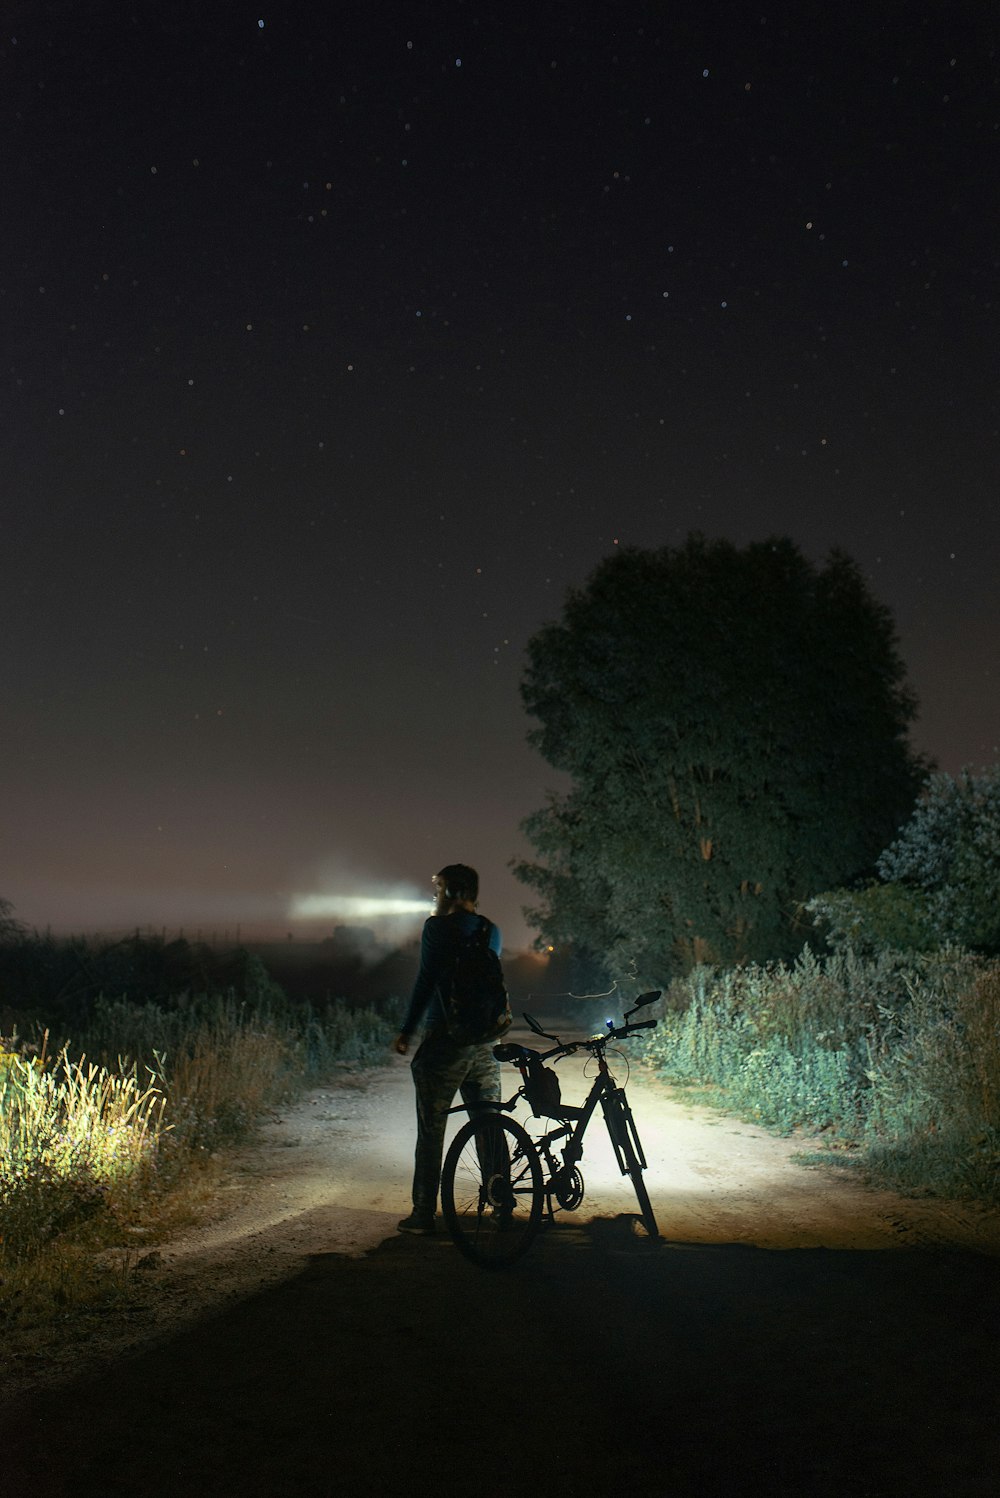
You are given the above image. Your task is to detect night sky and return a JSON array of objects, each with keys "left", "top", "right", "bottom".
[{"left": 3, "top": 3, "right": 998, "bottom": 951}]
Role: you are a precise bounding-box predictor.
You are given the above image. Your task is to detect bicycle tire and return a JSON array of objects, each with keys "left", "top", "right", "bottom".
[
  {"left": 604, "top": 1093, "right": 660, "bottom": 1241},
  {"left": 441, "top": 1113, "right": 544, "bottom": 1268}
]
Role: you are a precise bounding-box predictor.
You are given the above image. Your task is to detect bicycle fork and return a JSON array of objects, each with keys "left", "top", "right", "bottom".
[{"left": 600, "top": 1087, "right": 648, "bottom": 1174}]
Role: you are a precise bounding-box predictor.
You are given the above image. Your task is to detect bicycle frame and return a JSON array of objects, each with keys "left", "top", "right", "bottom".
[
  {"left": 524, "top": 1057, "right": 646, "bottom": 1211},
  {"left": 440, "top": 993, "right": 661, "bottom": 1261}
]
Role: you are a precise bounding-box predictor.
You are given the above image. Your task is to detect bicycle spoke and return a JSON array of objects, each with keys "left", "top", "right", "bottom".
[
  {"left": 450, "top": 1000, "right": 663, "bottom": 1262},
  {"left": 441, "top": 1115, "right": 543, "bottom": 1268}
]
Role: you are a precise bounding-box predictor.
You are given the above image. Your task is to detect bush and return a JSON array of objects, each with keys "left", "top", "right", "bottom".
[
  {"left": 809, "top": 764, "right": 1000, "bottom": 958},
  {"left": 0, "top": 1045, "right": 165, "bottom": 1261},
  {"left": 0, "top": 989, "right": 394, "bottom": 1311},
  {"left": 862, "top": 964, "right": 1000, "bottom": 1198},
  {"left": 71, "top": 989, "right": 393, "bottom": 1149},
  {"left": 806, "top": 883, "right": 938, "bottom": 957},
  {"left": 643, "top": 949, "right": 883, "bottom": 1134},
  {"left": 641, "top": 948, "right": 1000, "bottom": 1200}
]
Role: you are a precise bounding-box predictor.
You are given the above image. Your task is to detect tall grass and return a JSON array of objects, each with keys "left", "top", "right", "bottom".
[
  {"left": 862, "top": 964, "right": 1000, "bottom": 1198},
  {"left": 0, "top": 1046, "right": 165, "bottom": 1261},
  {"left": 640, "top": 947, "right": 1000, "bottom": 1202},
  {"left": 0, "top": 985, "right": 395, "bottom": 1321},
  {"left": 74, "top": 989, "right": 394, "bottom": 1147}
]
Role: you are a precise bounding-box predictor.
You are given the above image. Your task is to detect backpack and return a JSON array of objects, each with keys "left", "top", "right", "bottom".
[{"left": 442, "top": 915, "right": 513, "bottom": 1046}]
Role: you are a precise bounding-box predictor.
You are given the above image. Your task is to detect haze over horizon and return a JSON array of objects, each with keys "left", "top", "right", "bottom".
[{"left": 4, "top": 5, "right": 998, "bottom": 953}]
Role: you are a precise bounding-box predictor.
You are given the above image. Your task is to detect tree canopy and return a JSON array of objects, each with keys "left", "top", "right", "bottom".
[{"left": 515, "top": 534, "right": 928, "bottom": 981}]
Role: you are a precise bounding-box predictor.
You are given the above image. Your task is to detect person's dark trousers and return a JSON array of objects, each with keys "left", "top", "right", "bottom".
[{"left": 409, "top": 1026, "right": 500, "bottom": 1218}]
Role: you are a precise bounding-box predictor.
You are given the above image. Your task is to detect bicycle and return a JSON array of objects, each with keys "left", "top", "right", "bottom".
[{"left": 440, "top": 990, "right": 661, "bottom": 1267}]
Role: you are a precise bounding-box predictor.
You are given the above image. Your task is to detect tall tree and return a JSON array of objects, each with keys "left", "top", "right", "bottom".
[{"left": 516, "top": 535, "right": 928, "bottom": 980}]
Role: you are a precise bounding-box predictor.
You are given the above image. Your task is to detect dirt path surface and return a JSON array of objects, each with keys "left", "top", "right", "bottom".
[{"left": 4, "top": 1044, "right": 1000, "bottom": 1497}]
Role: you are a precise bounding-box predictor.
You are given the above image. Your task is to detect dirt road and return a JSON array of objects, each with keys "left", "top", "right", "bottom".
[{"left": 3, "top": 1047, "right": 1000, "bottom": 1496}]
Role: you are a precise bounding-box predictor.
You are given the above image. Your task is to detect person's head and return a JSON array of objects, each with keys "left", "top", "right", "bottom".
[{"left": 433, "top": 863, "right": 479, "bottom": 914}]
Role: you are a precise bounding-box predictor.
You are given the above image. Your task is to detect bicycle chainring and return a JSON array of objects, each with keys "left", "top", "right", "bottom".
[{"left": 552, "top": 1166, "right": 585, "bottom": 1211}]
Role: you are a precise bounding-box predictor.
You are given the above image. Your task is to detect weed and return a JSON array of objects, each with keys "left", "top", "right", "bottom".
[
  {"left": 0, "top": 988, "right": 394, "bottom": 1324},
  {"left": 640, "top": 947, "right": 1000, "bottom": 1198}
]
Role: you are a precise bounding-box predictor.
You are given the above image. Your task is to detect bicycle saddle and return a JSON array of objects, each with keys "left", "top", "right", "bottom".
[{"left": 493, "top": 1042, "right": 534, "bottom": 1063}]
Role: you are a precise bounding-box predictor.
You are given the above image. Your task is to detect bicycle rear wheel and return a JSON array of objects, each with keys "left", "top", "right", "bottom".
[
  {"left": 602, "top": 1090, "right": 660, "bottom": 1241},
  {"left": 441, "top": 1113, "right": 543, "bottom": 1268}
]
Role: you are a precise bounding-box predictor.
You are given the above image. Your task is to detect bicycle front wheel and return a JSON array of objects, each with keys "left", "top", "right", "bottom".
[{"left": 441, "top": 1113, "right": 543, "bottom": 1268}]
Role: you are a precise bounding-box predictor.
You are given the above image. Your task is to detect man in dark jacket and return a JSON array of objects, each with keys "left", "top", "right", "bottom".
[{"left": 394, "top": 863, "right": 502, "bottom": 1234}]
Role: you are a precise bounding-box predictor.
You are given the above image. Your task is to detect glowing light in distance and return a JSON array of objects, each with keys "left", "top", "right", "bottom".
[{"left": 289, "top": 895, "right": 429, "bottom": 920}]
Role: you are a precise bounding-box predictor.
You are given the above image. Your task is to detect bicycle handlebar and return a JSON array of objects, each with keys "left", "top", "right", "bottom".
[{"left": 494, "top": 1016, "right": 657, "bottom": 1068}]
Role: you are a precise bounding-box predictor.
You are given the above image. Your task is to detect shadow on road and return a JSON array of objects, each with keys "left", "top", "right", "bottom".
[{"left": 6, "top": 1218, "right": 999, "bottom": 1498}]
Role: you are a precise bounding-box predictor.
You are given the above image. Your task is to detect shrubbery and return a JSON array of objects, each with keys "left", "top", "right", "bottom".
[
  {"left": 0, "top": 1042, "right": 165, "bottom": 1261},
  {"left": 0, "top": 932, "right": 397, "bottom": 1321},
  {"left": 809, "top": 765, "right": 1000, "bottom": 958},
  {"left": 640, "top": 947, "right": 1000, "bottom": 1201}
]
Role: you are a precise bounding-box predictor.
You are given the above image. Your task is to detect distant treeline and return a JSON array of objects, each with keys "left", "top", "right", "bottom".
[{"left": 0, "top": 924, "right": 566, "bottom": 1031}]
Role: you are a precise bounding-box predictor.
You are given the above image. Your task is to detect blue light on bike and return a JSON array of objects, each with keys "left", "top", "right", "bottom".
[{"left": 605, "top": 1018, "right": 614, "bottom": 1031}]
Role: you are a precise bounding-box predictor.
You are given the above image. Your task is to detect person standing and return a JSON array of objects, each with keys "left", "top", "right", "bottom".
[{"left": 394, "top": 863, "right": 502, "bottom": 1234}]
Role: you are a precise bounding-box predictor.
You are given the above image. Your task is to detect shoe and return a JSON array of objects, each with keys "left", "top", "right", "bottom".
[{"left": 397, "top": 1214, "right": 435, "bottom": 1235}]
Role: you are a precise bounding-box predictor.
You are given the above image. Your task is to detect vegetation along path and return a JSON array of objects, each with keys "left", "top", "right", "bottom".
[{"left": 3, "top": 1046, "right": 999, "bottom": 1497}]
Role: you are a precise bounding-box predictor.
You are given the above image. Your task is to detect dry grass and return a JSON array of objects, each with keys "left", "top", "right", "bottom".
[
  {"left": 960, "top": 967, "right": 1000, "bottom": 1130},
  {"left": 0, "top": 993, "right": 394, "bottom": 1326},
  {"left": 0, "top": 1047, "right": 166, "bottom": 1261}
]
